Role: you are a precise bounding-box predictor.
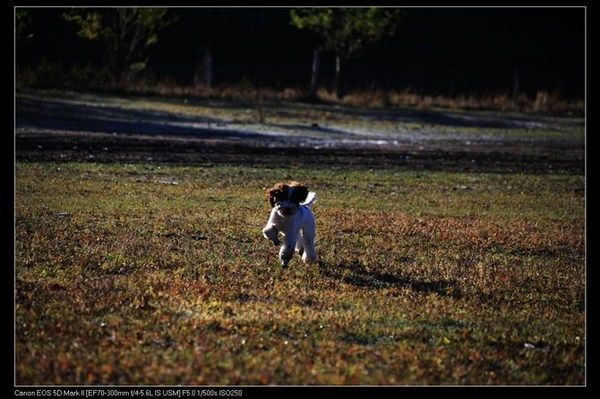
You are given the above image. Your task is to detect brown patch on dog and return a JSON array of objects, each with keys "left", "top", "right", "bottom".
[
  {"left": 266, "top": 182, "right": 289, "bottom": 208},
  {"left": 266, "top": 181, "right": 309, "bottom": 207},
  {"left": 288, "top": 182, "right": 309, "bottom": 204}
]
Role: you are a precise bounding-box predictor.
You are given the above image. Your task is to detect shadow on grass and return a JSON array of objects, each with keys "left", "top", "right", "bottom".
[
  {"left": 15, "top": 92, "right": 584, "bottom": 174},
  {"left": 16, "top": 95, "right": 272, "bottom": 140},
  {"left": 319, "top": 261, "right": 462, "bottom": 299}
]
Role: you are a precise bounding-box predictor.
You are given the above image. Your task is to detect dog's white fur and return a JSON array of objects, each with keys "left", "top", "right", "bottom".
[{"left": 262, "top": 185, "right": 317, "bottom": 267}]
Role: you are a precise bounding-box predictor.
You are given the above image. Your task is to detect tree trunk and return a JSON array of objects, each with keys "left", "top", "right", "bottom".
[
  {"left": 309, "top": 48, "right": 321, "bottom": 99},
  {"left": 194, "top": 45, "right": 213, "bottom": 88},
  {"left": 512, "top": 67, "right": 520, "bottom": 104},
  {"left": 334, "top": 53, "right": 344, "bottom": 100},
  {"left": 203, "top": 45, "right": 213, "bottom": 88}
]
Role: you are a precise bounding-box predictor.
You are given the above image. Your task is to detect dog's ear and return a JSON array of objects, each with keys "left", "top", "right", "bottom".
[
  {"left": 288, "top": 182, "right": 309, "bottom": 204},
  {"left": 266, "top": 183, "right": 288, "bottom": 207}
]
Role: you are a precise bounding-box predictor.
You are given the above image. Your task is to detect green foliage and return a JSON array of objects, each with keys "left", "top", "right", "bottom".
[
  {"left": 290, "top": 8, "right": 405, "bottom": 58},
  {"left": 62, "top": 8, "right": 176, "bottom": 82},
  {"left": 63, "top": 10, "right": 102, "bottom": 39},
  {"left": 16, "top": 9, "right": 33, "bottom": 42}
]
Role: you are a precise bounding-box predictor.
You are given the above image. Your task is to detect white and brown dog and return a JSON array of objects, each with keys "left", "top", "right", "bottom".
[{"left": 262, "top": 182, "right": 317, "bottom": 267}]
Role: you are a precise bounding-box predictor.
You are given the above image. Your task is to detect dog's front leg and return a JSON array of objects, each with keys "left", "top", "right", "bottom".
[
  {"left": 279, "top": 230, "right": 298, "bottom": 268},
  {"left": 262, "top": 208, "right": 282, "bottom": 246},
  {"left": 262, "top": 224, "right": 280, "bottom": 246}
]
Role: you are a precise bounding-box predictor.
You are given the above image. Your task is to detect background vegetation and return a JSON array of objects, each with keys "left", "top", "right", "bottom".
[{"left": 16, "top": 8, "right": 584, "bottom": 114}]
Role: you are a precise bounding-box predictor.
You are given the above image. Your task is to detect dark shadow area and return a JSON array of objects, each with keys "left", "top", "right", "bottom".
[
  {"left": 89, "top": 87, "right": 583, "bottom": 130},
  {"left": 15, "top": 92, "right": 584, "bottom": 174},
  {"left": 16, "top": 94, "right": 392, "bottom": 144},
  {"left": 15, "top": 130, "right": 583, "bottom": 175},
  {"left": 17, "top": 96, "right": 272, "bottom": 141},
  {"left": 249, "top": 99, "right": 580, "bottom": 130},
  {"left": 17, "top": 92, "right": 584, "bottom": 137},
  {"left": 176, "top": 95, "right": 580, "bottom": 130},
  {"left": 266, "top": 122, "right": 363, "bottom": 138},
  {"left": 319, "top": 261, "right": 462, "bottom": 299}
]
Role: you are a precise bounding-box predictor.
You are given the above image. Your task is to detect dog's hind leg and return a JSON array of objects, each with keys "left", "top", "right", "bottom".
[
  {"left": 300, "top": 228, "right": 317, "bottom": 265},
  {"left": 295, "top": 232, "right": 305, "bottom": 257}
]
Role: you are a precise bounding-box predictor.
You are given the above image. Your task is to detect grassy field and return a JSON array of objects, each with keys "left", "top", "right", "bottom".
[{"left": 15, "top": 160, "right": 584, "bottom": 385}]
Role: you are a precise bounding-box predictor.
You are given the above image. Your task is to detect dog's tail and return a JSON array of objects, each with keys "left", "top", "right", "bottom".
[{"left": 301, "top": 191, "right": 317, "bottom": 207}]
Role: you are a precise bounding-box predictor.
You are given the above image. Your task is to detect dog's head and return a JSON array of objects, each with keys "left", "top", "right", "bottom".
[{"left": 266, "top": 181, "right": 309, "bottom": 217}]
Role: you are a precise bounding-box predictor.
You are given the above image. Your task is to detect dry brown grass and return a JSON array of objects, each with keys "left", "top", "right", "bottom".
[{"left": 15, "top": 162, "right": 584, "bottom": 385}]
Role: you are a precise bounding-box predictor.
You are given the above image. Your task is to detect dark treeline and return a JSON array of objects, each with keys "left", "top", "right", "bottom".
[{"left": 17, "top": 7, "right": 584, "bottom": 100}]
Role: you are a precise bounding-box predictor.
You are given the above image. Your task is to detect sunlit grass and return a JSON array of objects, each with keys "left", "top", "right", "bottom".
[{"left": 15, "top": 161, "right": 584, "bottom": 384}]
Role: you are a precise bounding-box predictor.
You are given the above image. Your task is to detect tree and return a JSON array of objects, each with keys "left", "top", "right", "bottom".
[
  {"left": 290, "top": 8, "right": 405, "bottom": 99},
  {"left": 63, "top": 8, "right": 176, "bottom": 84},
  {"left": 177, "top": 9, "right": 266, "bottom": 89},
  {"left": 16, "top": 9, "right": 33, "bottom": 43},
  {"left": 16, "top": 9, "right": 34, "bottom": 67}
]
